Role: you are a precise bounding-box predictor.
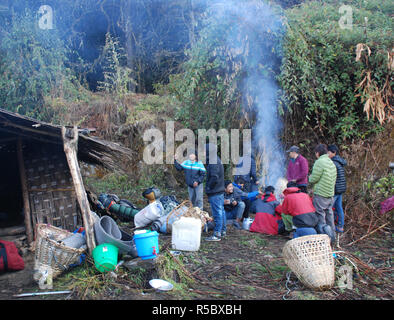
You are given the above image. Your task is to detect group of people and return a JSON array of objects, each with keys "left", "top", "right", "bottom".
[{"left": 174, "top": 142, "right": 347, "bottom": 243}]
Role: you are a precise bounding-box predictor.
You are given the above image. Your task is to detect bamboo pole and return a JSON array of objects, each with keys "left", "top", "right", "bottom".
[
  {"left": 346, "top": 222, "right": 389, "bottom": 247},
  {"left": 61, "top": 126, "right": 96, "bottom": 254},
  {"left": 16, "top": 138, "right": 33, "bottom": 244}
]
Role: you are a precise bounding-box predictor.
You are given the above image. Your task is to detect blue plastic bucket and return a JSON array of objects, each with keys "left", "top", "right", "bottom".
[{"left": 133, "top": 230, "right": 159, "bottom": 260}]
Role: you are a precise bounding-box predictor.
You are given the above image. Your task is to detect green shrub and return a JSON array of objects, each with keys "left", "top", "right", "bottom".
[
  {"left": 279, "top": 0, "right": 393, "bottom": 141},
  {"left": 0, "top": 10, "right": 86, "bottom": 123},
  {"left": 165, "top": 0, "right": 284, "bottom": 132}
]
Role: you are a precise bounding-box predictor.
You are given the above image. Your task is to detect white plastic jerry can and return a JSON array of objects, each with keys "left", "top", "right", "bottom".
[{"left": 171, "top": 217, "right": 202, "bottom": 251}]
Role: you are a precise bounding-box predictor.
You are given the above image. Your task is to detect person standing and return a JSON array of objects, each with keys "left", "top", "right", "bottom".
[
  {"left": 234, "top": 151, "right": 259, "bottom": 219},
  {"left": 309, "top": 144, "right": 337, "bottom": 241},
  {"left": 234, "top": 151, "right": 260, "bottom": 192},
  {"left": 204, "top": 143, "right": 225, "bottom": 241},
  {"left": 174, "top": 152, "right": 206, "bottom": 210},
  {"left": 286, "top": 146, "right": 309, "bottom": 193},
  {"left": 327, "top": 145, "right": 347, "bottom": 233}
]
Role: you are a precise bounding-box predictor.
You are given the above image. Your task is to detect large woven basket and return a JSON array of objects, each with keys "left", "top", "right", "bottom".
[
  {"left": 282, "top": 234, "right": 335, "bottom": 290},
  {"left": 34, "top": 224, "right": 86, "bottom": 279}
]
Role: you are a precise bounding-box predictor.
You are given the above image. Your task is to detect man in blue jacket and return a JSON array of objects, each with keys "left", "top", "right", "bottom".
[{"left": 174, "top": 151, "right": 206, "bottom": 210}]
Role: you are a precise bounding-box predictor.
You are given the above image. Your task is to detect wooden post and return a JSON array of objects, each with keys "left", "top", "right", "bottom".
[
  {"left": 62, "top": 126, "right": 96, "bottom": 254},
  {"left": 16, "top": 138, "right": 34, "bottom": 244}
]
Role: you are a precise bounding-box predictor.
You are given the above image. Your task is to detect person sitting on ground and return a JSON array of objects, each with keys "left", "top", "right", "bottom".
[
  {"left": 174, "top": 151, "right": 206, "bottom": 210},
  {"left": 249, "top": 186, "right": 285, "bottom": 235},
  {"left": 327, "top": 144, "right": 347, "bottom": 233},
  {"left": 223, "top": 180, "right": 245, "bottom": 230},
  {"left": 233, "top": 176, "right": 260, "bottom": 219},
  {"left": 286, "top": 145, "right": 309, "bottom": 193},
  {"left": 277, "top": 181, "right": 319, "bottom": 239},
  {"left": 223, "top": 180, "right": 260, "bottom": 229}
]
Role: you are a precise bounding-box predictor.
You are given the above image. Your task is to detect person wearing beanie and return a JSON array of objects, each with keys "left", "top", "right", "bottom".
[
  {"left": 223, "top": 180, "right": 260, "bottom": 230},
  {"left": 223, "top": 180, "right": 245, "bottom": 230},
  {"left": 309, "top": 144, "right": 337, "bottom": 241},
  {"left": 328, "top": 144, "right": 347, "bottom": 233},
  {"left": 286, "top": 146, "right": 309, "bottom": 193},
  {"left": 249, "top": 186, "right": 285, "bottom": 235},
  {"left": 277, "top": 181, "right": 319, "bottom": 239}
]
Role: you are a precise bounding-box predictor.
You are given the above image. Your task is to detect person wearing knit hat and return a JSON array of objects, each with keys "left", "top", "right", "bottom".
[{"left": 223, "top": 180, "right": 245, "bottom": 230}]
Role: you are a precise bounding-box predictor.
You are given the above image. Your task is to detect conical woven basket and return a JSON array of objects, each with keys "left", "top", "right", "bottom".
[
  {"left": 282, "top": 234, "right": 335, "bottom": 290},
  {"left": 34, "top": 224, "right": 86, "bottom": 279}
]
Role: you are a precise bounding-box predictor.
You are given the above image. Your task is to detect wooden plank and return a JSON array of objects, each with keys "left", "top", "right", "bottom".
[
  {"left": 0, "top": 225, "right": 26, "bottom": 237},
  {"left": 62, "top": 126, "right": 96, "bottom": 254},
  {"left": 16, "top": 138, "right": 34, "bottom": 244}
]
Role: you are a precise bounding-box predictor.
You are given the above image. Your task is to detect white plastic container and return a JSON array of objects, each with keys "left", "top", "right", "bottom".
[
  {"left": 242, "top": 218, "right": 254, "bottom": 230},
  {"left": 171, "top": 217, "right": 202, "bottom": 251},
  {"left": 134, "top": 201, "right": 164, "bottom": 228}
]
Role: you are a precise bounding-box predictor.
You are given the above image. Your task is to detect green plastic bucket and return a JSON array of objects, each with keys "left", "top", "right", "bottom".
[{"left": 92, "top": 243, "right": 118, "bottom": 272}]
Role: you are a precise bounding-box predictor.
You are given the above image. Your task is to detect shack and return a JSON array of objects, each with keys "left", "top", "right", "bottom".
[{"left": 0, "top": 108, "right": 133, "bottom": 251}]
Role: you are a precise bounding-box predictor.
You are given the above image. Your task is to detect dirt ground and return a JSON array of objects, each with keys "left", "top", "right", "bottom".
[{"left": 1, "top": 216, "right": 392, "bottom": 301}]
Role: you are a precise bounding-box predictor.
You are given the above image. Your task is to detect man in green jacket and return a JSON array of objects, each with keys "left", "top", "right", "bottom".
[{"left": 309, "top": 144, "right": 337, "bottom": 240}]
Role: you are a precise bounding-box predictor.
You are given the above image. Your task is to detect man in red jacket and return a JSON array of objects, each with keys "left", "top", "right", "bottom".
[
  {"left": 286, "top": 146, "right": 309, "bottom": 193},
  {"left": 249, "top": 186, "right": 285, "bottom": 235},
  {"left": 278, "top": 182, "right": 319, "bottom": 238}
]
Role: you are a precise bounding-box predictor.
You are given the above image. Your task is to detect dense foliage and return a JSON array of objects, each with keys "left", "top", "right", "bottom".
[
  {"left": 0, "top": 0, "right": 391, "bottom": 142},
  {"left": 164, "top": 0, "right": 284, "bottom": 132},
  {"left": 0, "top": 10, "right": 87, "bottom": 122},
  {"left": 278, "top": 0, "right": 393, "bottom": 142}
]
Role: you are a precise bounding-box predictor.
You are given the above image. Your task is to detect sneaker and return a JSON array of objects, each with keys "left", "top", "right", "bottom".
[
  {"left": 233, "top": 221, "right": 241, "bottom": 229},
  {"left": 205, "top": 235, "right": 221, "bottom": 242}
]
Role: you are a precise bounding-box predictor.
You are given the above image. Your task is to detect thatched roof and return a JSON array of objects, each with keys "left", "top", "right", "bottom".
[{"left": 0, "top": 108, "right": 133, "bottom": 172}]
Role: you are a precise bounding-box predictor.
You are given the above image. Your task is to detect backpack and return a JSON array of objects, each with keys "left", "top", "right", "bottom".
[{"left": 0, "top": 240, "right": 25, "bottom": 273}]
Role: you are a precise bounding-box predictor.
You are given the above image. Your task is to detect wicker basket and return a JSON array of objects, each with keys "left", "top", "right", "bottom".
[
  {"left": 282, "top": 234, "right": 335, "bottom": 290},
  {"left": 33, "top": 224, "right": 86, "bottom": 279},
  {"left": 184, "top": 207, "right": 210, "bottom": 228},
  {"left": 165, "top": 201, "right": 210, "bottom": 231},
  {"left": 164, "top": 200, "right": 192, "bottom": 233}
]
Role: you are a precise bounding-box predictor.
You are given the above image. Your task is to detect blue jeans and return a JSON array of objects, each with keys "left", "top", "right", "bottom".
[
  {"left": 293, "top": 227, "right": 317, "bottom": 239},
  {"left": 225, "top": 201, "right": 245, "bottom": 221},
  {"left": 333, "top": 194, "right": 344, "bottom": 228},
  {"left": 208, "top": 193, "right": 226, "bottom": 236}
]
